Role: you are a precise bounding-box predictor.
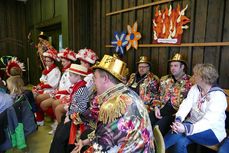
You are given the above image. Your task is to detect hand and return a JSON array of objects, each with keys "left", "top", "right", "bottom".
[
  {"left": 154, "top": 107, "right": 162, "bottom": 119},
  {"left": 36, "top": 85, "right": 41, "bottom": 90},
  {"left": 171, "top": 122, "right": 185, "bottom": 134},
  {"left": 71, "top": 140, "right": 84, "bottom": 153}
]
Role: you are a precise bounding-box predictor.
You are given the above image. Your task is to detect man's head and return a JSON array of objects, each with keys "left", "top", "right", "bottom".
[
  {"left": 168, "top": 53, "right": 186, "bottom": 78},
  {"left": 93, "top": 69, "right": 120, "bottom": 95},
  {"left": 92, "top": 55, "right": 128, "bottom": 95},
  {"left": 137, "top": 56, "right": 151, "bottom": 76}
]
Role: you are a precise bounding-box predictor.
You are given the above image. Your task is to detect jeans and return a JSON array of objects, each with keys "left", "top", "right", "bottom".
[
  {"left": 218, "top": 137, "right": 229, "bottom": 153},
  {"left": 164, "top": 129, "right": 219, "bottom": 153}
]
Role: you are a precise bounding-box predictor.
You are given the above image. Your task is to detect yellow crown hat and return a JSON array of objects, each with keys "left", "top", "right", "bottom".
[
  {"left": 137, "top": 56, "right": 151, "bottom": 65},
  {"left": 168, "top": 53, "right": 187, "bottom": 65},
  {"left": 92, "top": 54, "right": 129, "bottom": 83}
]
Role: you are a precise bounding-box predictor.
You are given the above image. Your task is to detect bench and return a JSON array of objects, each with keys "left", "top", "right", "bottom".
[{"left": 203, "top": 89, "right": 229, "bottom": 151}]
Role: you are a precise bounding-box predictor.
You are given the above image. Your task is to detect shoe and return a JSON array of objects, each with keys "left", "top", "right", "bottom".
[
  {"left": 51, "top": 120, "right": 58, "bottom": 129},
  {"left": 48, "top": 129, "right": 56, "bottom": 135},
  {"left": 37, "top": 120, "right": 44, "bottom": 126}
]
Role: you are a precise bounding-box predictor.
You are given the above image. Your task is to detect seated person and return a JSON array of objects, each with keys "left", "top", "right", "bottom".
[
  {"left": 39, "top": 48, "right": 76, "bottom": 132},
  {"left": 149, "top": 53, "right": 192, "bottom": 136},
  {"left": 33, "top": 48, "right": 61, "bottom": 125},
  {"left": 127, "top": 56, "right": 159, "bottom": 111},
  {"left": 54, "top": 48, "right": 98, "bottom": 127},
  {"left": 49, "top": 64, "right": 90, "bottom": 153},
  {"left": 71, "top": 55, "right": 154, "bottom": 153},
  {"left": 0, "top": 57, "right": 26, "bottom": 113},
  {"left": 164, "top": 64, "right": 227, "bottom": 153}
]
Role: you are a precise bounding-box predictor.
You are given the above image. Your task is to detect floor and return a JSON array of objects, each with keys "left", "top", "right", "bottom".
[{"left": 5, "top": 118, "right": 53, "bottom": 153}]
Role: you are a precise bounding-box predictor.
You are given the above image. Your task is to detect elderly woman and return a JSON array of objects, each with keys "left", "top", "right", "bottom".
[{"left": 164, "top": 64, "right": 227, "bottom": 153}]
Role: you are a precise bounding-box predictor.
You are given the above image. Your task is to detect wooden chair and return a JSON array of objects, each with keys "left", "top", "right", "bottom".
[{"left": 153, "top": 125, "right": 165, "bottom": 153}]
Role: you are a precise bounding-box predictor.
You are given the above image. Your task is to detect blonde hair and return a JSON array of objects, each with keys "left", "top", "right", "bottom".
[
  {"left": 193, "top": 63, "right": 219, "bottom": 85},
  {"left": 6, "top": 75, "right": 25, "bottom": 95}
]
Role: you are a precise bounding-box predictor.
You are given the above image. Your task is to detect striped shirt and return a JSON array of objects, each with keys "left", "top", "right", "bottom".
[{"left": 68, "top": 86, "right": 89, "bottom": 115}]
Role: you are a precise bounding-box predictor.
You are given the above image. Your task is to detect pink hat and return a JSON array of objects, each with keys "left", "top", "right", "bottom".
[
  {"left": 76, "top": 48, "right": 98, "bottom": 64},
  {"left": 68, "top": 64, "right": 88, "bottom": 76},
  {"left": 43, "top": 48, "right": 59, "bottom": 61},
  {"left": 58, "top": 48, "right": 77, "bottom": 61}
]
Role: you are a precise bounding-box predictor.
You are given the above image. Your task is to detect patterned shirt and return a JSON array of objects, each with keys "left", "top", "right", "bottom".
[
  {"left": 85, "top": 83, "right": 155, "bottom": 152},
  {"left": 153, "top": 74, "right": 192, "bottom": 110},
  {"left": 127, "top": 72, "right": 159, "bottom": 111}
]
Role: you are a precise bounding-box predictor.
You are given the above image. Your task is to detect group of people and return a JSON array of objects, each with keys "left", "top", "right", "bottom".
[{"left": 0, "top": 35, "right": 228, "bottom": 152}]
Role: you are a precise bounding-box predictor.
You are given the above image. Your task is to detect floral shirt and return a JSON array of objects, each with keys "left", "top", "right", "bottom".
[
  {"left": 127, "top": 72, "right": 159, "bottom": 111},
  {"left": 153, "top": 74, "right": 192, "bottom": 110},
  {"left": 82, "top": 83, "right": 154, "bottom": 153}
]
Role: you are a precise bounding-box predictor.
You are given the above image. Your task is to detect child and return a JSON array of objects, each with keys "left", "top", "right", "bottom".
[
  {"left": 33, "top": 48, "right": 61, "bottom": 125},
  {"left": 54, "top": 48, "right": 97, "bottom": 125},
  {"left": 39, "top": 48, "right": 76, "bottom": 133},
  {"left": 49, "top": 64, "right": 89, "bottom": 153}
]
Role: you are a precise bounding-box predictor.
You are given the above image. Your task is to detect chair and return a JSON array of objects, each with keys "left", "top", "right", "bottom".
[{"left": 153, "top": 125, "right": 165, "bottom": 153}]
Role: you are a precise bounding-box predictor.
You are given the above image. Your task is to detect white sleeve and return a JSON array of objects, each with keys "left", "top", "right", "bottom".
[
  {"left": 46, "top": 67, "right": 61, "bottom": 88},
  {"left": 175, "top": 85, "right": 196, "bottom": 121},
  {"left": 192, "top": 91, "right": 227, "bottom": 134}
]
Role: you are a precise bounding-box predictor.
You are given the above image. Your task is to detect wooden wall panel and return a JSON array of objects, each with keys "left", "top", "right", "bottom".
[{"left": 70, "top": 0, "right": 229, "bottom": 88}]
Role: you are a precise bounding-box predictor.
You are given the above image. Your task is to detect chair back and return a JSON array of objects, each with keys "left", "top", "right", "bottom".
[{"left": 153, "top": 125, "right": 165, "bottom": 153}]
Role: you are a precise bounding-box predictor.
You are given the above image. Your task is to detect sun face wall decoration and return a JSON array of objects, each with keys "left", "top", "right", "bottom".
[{"left": 152, "top": 4, "right": 190, "bottom": 44}]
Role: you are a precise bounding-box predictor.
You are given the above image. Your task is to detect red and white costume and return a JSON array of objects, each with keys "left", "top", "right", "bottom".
[
  {"left": 33, "top": 48, "right": 61, "bottom": 95},
  {"left": 76, "top": 48, "right": 98, "bottom": 96},
  {"left": 53, "top": 48, "right": 77, "bottom": 103}
]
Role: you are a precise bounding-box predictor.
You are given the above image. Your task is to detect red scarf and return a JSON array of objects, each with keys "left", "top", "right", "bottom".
[
  {"left": 42, "top": 64, "right": 56, "bottom": 75},
  {"left": 69, "top": 80, "right": 87, "bottom": 102},
  {"left": 87, "top": 68, "right": 93, "bottom": 75},
  {"left": 62, "top": 63, "right": 71, "bottom": 72}
]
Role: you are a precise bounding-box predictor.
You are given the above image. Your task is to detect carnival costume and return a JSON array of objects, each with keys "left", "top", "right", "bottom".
[
  {"left": 149, "top": 53, "right": 192, "bottom": 135},
  {"left": 164, "top": 85, "right": 227, "bottom": 153},
  {"left": 78, "top": 55, "right": 154, "bottom": 152},
  {"left": 127, "top": 56, "right": 159, "bottom": 111},
  {"left": 33, "top": 48, "right": 61, "bottom": 95}
]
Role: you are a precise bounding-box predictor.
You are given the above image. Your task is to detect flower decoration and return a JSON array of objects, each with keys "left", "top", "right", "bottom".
[
  {"left": 126, "top": 22, "right": 142, "bottom": 50},
  {"left": 111, "top": 32, "right": 128, "bottom": 56}
]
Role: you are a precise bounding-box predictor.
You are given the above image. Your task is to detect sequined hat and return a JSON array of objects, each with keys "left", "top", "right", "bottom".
[
  {"left": 168, "top": 53, "right": 187, "bottom": 65},
  {"left": 137, "top": 56, "right": 151, "bottom": 65},
  {"left": 92, "top": 54, "right": 129, "bottom": 83}
]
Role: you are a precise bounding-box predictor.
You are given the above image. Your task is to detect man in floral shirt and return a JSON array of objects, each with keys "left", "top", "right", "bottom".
[
  {"left": 149, "top": 53, "right": 192, "bottom": 136},
  {"left": 127, "top": 56, "right": 159, "bottom": 111},
  {"left": 71, "top": 55, "right": 155, "bottom": 153}
]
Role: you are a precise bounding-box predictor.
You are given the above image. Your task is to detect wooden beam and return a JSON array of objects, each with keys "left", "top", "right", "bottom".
[
  {"left": 105, "top": 42, "right": 229, "bottom": 48},
  {"left": 106, "top": 0, "right": 175, "bottom": 16}
]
